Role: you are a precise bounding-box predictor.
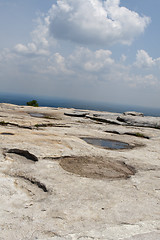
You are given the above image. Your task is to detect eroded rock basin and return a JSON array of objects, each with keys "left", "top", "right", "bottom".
[
  {"left": 29, "top": 112, "right": 46, "bottom": 118},
  {"left": 81, "top": 137, "right": 130, "bottom": 150},
  {"left": 59, "top": 156, "right": 136, "bottom": 180}
]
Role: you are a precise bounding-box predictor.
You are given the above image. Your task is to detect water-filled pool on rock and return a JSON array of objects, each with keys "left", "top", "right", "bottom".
[
  {"left": 81, "top": 137, "right": 130, "bottom": 150},
  {"left": 30, "top": 113, "right": 45, "bottom": 118}
]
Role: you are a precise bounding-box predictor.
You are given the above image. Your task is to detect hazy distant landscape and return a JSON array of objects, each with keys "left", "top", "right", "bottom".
[{"left": 1, "top": 92, "right": 160, "bottom": 117}]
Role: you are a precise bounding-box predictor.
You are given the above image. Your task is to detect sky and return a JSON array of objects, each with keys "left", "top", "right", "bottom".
[{"left": 0, "top": 0, "right": 160, "bottom": 108}]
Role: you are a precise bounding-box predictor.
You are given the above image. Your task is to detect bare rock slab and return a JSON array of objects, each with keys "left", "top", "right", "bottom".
[
  {"left": 123, "top": 111, "right": 144, "bottom": 117},
  {"left": 0, "top": 103, "right": 160, "bottom": 240},
  {"left": 117, "top": 115, "right": 160, "bottom": 128}
]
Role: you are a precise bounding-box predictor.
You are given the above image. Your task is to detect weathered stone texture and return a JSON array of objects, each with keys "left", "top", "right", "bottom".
[{"left": 0, "top": 104, "right": 160, "bottom": 240}]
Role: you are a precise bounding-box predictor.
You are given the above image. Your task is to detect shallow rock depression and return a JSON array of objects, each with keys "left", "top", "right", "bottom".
[{"left": 59, "top": 156, "right": 136, "bottom": 180}]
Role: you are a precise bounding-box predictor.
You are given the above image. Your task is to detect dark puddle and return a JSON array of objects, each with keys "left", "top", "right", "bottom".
[{"left": 81, "top": 137, "right": 130, "bottom": 150}]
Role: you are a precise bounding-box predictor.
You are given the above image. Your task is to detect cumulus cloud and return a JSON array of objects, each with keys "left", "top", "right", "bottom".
[
  {"left": 46, "top": 47, "right": 159, "bottom": 89},
  {"left": 12, "top": 0, "right": 151, "bottom": 58},
  {"left": 13, "top": 14, "right": 51, "bottom": 57},
  {"left": 135, "top": 50, "right": 155, "bottom": 68},
  {"left": 31, "top": 15, "right": 50, "bottom": 48},
  {"left": 134, "top": 49, "right": 160, "bottom": 70},
  {"left": 68, "top": 47, "right": 114, "bottom": 72},
  {"left": 14, "top": 43, "right": 49, "bottom": 56},
  {"left": 48, "top": 52, "right": 74, "bottom": 75},
  {"left": 48, "top": 0, "right": 150, "bottom": 46},
  {"left": 1, "top": 43, "right": 160, "bottom": 103},
  {"left": 9, "top": 44, "right": 160, "bottom": 90},
  {"left": 128, "top": 74, "right": 158, "bottom": 88}
]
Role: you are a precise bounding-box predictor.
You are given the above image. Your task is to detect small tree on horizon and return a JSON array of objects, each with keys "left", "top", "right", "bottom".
[{"left": 26, "top": 100, "right": 39, "bottom": 107}]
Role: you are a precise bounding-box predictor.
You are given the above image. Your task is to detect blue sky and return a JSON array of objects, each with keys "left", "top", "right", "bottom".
[{"left": 0, "top": 0, "right": 160, "bottom": 108}]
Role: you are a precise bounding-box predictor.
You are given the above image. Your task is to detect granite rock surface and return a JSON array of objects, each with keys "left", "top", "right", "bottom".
[{"left": 0, "top": 103, "right": 160, "bottom": 240}]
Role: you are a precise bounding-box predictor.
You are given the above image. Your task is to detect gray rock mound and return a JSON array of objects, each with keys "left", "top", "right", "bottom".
[
  {"left": 117, "top": 115, "right": 160, "bottom": 129},
  {"left": 123, "top": 111, "right": 144, "bottom": 117}
]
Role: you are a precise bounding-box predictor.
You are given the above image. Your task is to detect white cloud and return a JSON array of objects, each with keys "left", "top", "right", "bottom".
[
  {"left": 14, "top": 42, "right": 49, "bottom": 56},
  {"left": 48, "top": 52, "right": 74, "bottom": 75},
  {"left": 14, "top": 44, "right": 29, "bottom": 54},
  {"left": 134, "top": 49, "right": 160, "bottom": 70},
  {"left": 128, "top": 74, "right": 158, "bottom": 88},
  {"left": 46, "top": 47, "right": 159, "bottom": 89},
  {"left": 12, "top": 1, "right": 151, "bottom": 59},
  {"left": 31, "top": 15, "right": 50, "bottom": 48},
  {"left": 1, "top": 43, "right": 160, "bottom": 104},
  {"left": 48, "top": 0, "right": 150, "bottom": 46},
  {"left": 13, "top": 13, "right": 52, "bottom": 57},
  {"left": 68, "top": 47, "right": 114, "bottom": 72},
  {"left": 135, "top": 50, "right": 155, "bottom": 68},
  {"left": 6, "top": 44, "right": 159, "bottom": 90}
]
